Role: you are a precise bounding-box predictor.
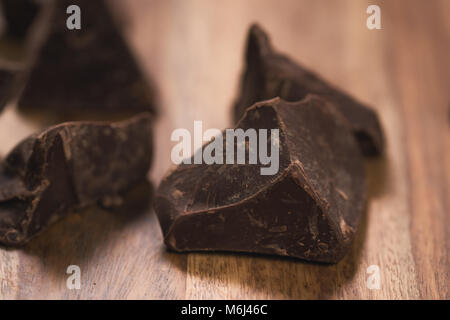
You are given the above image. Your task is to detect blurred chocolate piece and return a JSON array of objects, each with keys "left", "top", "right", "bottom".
[
  {"left": 0, "top": 0, "right": 41, "bottom": 40},
  {"left": 17, "top": 0, "right": 156, "bottom": 121},
  {"left": 234, "top": 24, "right": 384, "bottom": 156},
  {"left": 0, "top": 69, "right": 13, "bottom": 111},
  {"left": 0, "top": 0, "right": 50, "bottom": 112},
  {"left": 155, "top": 96, "right": 366, "bottom": 263},
  {"left": 0, "top": 113, "right": 153, "bottom": 246}
]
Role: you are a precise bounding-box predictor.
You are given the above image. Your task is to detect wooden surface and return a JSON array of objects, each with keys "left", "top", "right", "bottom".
[{"left": 0, "top": 0, "right": 448, "bottom": 299}]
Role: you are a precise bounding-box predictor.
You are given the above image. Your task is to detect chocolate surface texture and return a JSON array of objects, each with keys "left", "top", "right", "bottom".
[
  {"left": 0, "top": 113, "right": 153, "bottom": 246},
  {"left": 17, "top": 0, "right": 156, "bottom": 120},
  {"left": 234, "top": 24, "right": 384, "bottom": 157},
  {"left": 155, "top": 96, "right": 366, "bottom": 263}
]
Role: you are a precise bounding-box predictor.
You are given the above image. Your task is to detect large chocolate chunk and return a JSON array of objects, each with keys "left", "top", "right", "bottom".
[
  {"left": 0, "top": 69, "right": 13, "bottom": 112},
  {"left": 17, "top": 0, "right": 156, "bottom": 121},
  {"left": 155, "top": 96, "right": 366, "bottom": 263},
  {"left": 0, "top": 113, "right": 153, "bottom": 246},
  {"left": 233, "top": 24, "right": 384, "bottom": 157}
]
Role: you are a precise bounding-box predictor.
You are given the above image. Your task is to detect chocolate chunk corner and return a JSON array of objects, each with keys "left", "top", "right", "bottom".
[
  {"left": 0, "top": 113, "right": 153, "bottom": 246},
  {"left": 233, "top": 24, "right": 385, "bottom": 157},
  {"left": 155, "top": 96, "right": 366, "bottom": 263}
]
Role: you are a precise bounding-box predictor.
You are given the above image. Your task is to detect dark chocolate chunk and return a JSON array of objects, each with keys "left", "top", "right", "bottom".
[
  {"left": 233, "top": 24, "right": 384, "bottom": 157},
  {"left": 17, "top": 0, "right": 156, "bottom": 121},
  {"left": 155, "top": 96, "right": 366, "bottom": 263},
  {"left": 0, "top": 113, "right": 153, "bottom": 246},
  {"left": 0, "top": 69, "right": 13, "bottom": 112},
  {"left": 0, "top": 0, "right": 41, "bottom": 40}
]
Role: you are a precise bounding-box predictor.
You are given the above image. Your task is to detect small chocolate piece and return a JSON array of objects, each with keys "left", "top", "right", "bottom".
[
  {"left": 0, "top": 113, "right": 153, "bottom": 246},
  {"left": 155, "top": 96, "right": 366, "bottom": 263},
  {"left": 0, "top": 69, "right": 13, "bottom": 112},
  {"left": 17, "top": 0, "right": 156, "bottom": 121},
  {"left": 233, "top": 24, "right": 384, "bottom": 156}
]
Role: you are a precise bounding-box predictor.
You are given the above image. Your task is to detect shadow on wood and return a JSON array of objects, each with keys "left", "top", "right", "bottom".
[{"left": 15, "top": 180, "right": 154, "bottom": 281}]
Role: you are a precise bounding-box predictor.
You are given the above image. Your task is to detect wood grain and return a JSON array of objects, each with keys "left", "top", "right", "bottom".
[{"left": 0, "top": 0, "right": 448, "bottom": 299}]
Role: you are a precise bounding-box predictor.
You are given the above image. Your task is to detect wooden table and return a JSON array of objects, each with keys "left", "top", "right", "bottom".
[{"left": 0, "top": 0, "right": 448, "bottom": 299}]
